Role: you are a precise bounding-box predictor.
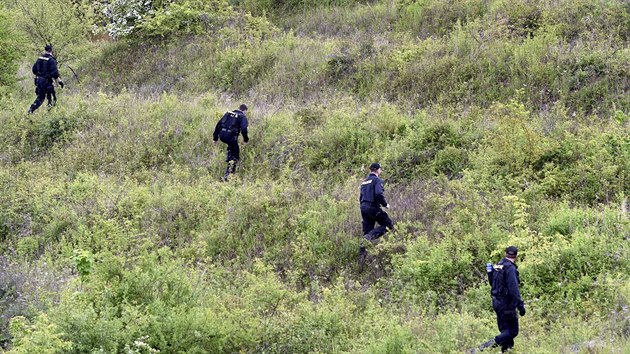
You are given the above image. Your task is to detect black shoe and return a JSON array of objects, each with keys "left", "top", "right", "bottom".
[
  {"left": 364, "top": 234, "right": 380, "bottom": 245},
  {"left": 478, "top": 339, "right": 496, "bottom": 351}
]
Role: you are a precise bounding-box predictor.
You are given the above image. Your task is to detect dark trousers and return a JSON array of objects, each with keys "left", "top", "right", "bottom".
[
  {"left": 219, "top": 133, "right": 240, "bottom": 173},
  {"left": 29, "top": 79, "right": 55, "bottom": 113},
  {"left": 493, "top": 304, "right": 519, "bottom": 351},
  {"left": 360, "top": 205, "right": 394, "bottom": 240},
  {"left": 47, "top": 90, "right": 57, "bottom": 107}
]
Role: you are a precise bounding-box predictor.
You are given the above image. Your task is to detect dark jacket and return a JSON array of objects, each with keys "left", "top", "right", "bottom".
[
  {"left": 360, "top": 173, "right": 388, "bottom": 207},
  {"left": 32, "top": 53, "right": 59, "bottom": 82},
  {"left": 213, "top": 110, "right": 249, "bottom": 142},
  {"left": 490, "top": 258, "right": 525, "bottom": 311}
]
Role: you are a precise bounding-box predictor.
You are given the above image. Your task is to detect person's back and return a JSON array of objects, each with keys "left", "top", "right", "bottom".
[
  {"left": 216, "top": 112, "right": 243, "bottom": 137},
  {"left": 360, "top": 174, "right": 378, "bottom": 205},
  {"left": 33, "top": 55, "right": 52, "bottom": 78},
  {"left": 218, "top": 112, "right": 238, "bottom": 134},
  {"left": 491, "top": 259, "right": 514, "bottom": 304},
  {"left": 491, "top": 257, "right": 523, "bottom": 310}
]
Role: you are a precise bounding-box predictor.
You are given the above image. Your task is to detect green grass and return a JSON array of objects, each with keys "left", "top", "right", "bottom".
[{"left": 1, "top": 0, "right": 629, "bottom": 352}]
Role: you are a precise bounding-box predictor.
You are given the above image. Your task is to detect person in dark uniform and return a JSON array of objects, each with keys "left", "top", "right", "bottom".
[
  {"left": 28, "top": 44, "right": 64, "bottom": 114},
  {"left": 359, "top": 163, "right": 394, "bottom": 261},
  {"left": 213, "top": 104, "right": 249, "bottom": 181},
  {"left": 476, "top": 246, "right": 526, "bottom": 352}
]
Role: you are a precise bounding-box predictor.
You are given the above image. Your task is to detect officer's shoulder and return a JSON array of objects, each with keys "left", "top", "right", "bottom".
[
  {"left": 38, "top": 56, "right": 50, "bottom": 61},
  {"left": 497, "top": 258, "right": 512, "bottom": 266},
  {"left": 502, "top": 261, "right": 516, "bottom": 271}
]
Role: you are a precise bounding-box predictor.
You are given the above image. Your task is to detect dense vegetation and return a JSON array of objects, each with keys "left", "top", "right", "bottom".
[{"left": 0, "top": 0, "right": 628, "bottom": 352}]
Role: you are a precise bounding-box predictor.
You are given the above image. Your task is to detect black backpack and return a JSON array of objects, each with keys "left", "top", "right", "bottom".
[
  {"left": 490, "top": 261, "right": 510, "bottom": 297},
  {"left": 219, "top": 111, "right": 241, "bottom": 134},
  {"left": 35, "top": 57, "right": 51, "bottom": 78}
]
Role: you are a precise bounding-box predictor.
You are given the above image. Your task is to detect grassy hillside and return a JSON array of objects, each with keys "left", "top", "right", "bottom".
[{"left": 0, "top": 0, "right": 629, "bottom": 352}]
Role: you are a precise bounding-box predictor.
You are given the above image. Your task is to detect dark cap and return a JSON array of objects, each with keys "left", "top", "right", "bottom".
[
  {"left": 239, "top": 104, "right": 248, "bottom": 111},
  {"left": 369, "top": 163, "right": 381, "bottom": 171},
  {"left": 505, "top": 246, "right": 518, "bottom": 258},
  {"left": 44, "top": 44, "right": 53, "bottom": 52}
]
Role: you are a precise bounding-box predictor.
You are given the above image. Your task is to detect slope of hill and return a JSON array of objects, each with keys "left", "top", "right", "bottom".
[{"left": 0, "top": 0, "right": 628, "bottom": 352}]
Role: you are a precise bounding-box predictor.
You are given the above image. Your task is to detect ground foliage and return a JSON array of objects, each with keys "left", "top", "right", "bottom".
[{"left": 1, "top": 0, "right": 629, "bottom": 352}]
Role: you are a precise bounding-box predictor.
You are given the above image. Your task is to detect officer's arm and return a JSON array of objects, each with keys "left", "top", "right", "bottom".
[
  {"left": 241, "top": 116, "right": 249, "bottom": 143},
  {"left": 212, "top": 120, "right": 221, "bottom": 141},
  {"left": 49, "top": 59, "right": 60, "bottom": 79},
  {"left": 374, "top": 179, "right": 388, "bottom": 207},
  {"left": 506, "top": 266, "right": 524, "bottom": 309}
]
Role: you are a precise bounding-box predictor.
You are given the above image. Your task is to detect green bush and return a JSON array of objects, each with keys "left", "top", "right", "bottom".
[
  {"left": 0, "top": 7, "right": 22, "bottom": 98},
  {"left": 138, "top": 0, "right": 235, "bottom": 39},
  {"left": 9, "top": 315, "right": 72, "bottom": 353},
  {"left": 303, "top": 110, "right": 375, "bottom": 173},
  {"left": 396, "top": 239, "right": 474, "bottom": 296},
  {"left": 397, "top": 0, "right": 488, "bottom": 37},
  {"left": 542, "top": 0, "right": 630, "bottom": 41},
  {"left": 211, "top": 39, "right": 281, "bottom": 95}
]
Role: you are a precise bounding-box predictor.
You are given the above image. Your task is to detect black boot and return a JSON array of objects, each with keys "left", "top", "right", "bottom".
[
  {"left": 222, "top": 161, "right": 236, "bottom": 181},
  {"left": 478, "top": 339, "right": 497, "bottom": 351}
]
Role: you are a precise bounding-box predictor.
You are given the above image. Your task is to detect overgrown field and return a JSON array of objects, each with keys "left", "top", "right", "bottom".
[{"left": 0, "top": 0, "right": 628, "bottom": 352}]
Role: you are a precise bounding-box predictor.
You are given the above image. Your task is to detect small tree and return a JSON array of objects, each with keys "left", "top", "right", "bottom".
[{"left": 9, "top": 0, "right": 95, "bottom": 68}]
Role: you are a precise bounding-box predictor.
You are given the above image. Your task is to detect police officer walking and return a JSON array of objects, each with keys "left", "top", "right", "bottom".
[
  {"left": 28, "top": 44, "right": 64, "bottom": 114},
  {"left": 475, "top": 246, "right": 526, "bottom": 352},
  {"left": 359, "top": 163, "right": 394, "bottom": 262},
  {"left": 213, "top": 104, "right": 249, "bottom": 181}
]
